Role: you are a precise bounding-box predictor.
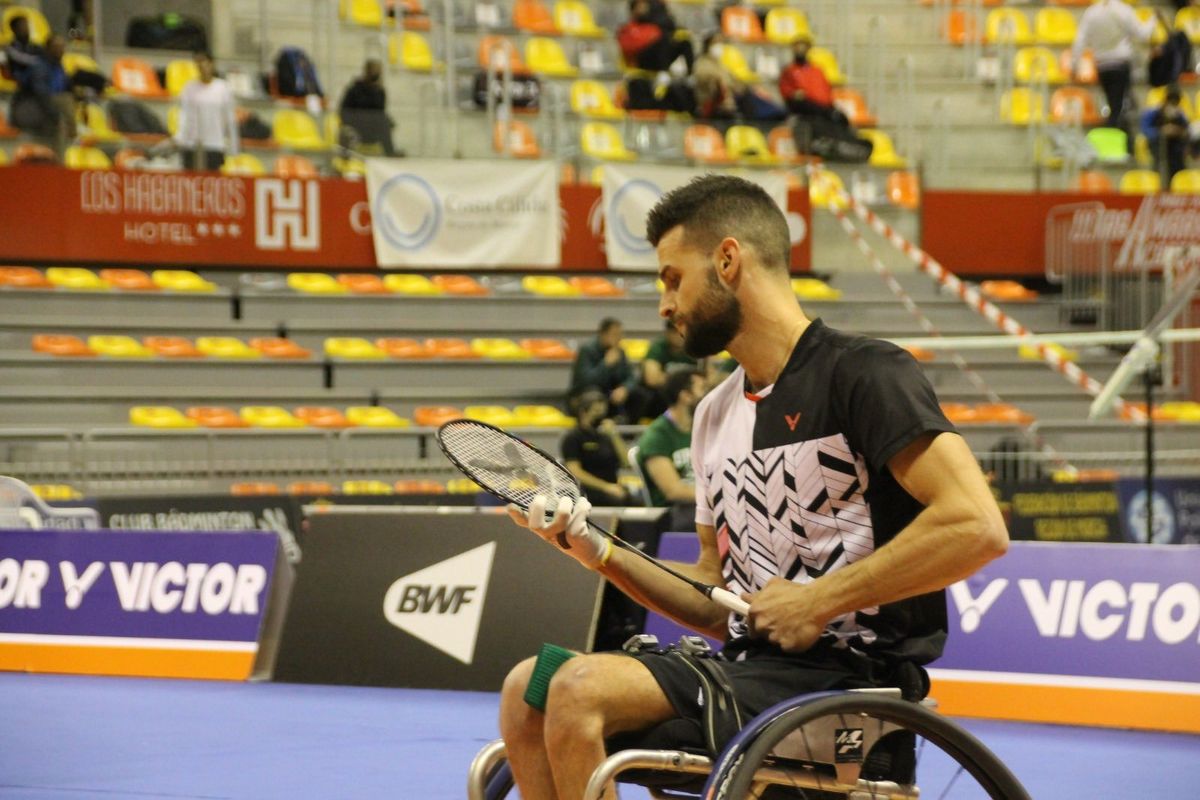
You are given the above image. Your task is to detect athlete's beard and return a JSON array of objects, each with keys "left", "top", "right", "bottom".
[{"left": 681, "top": 266, "right": 742, "bottom": 358}]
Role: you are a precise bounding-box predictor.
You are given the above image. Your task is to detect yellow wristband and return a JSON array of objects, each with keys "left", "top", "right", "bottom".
[{"left": 598, "top": 538, "right": 614, "bottom": 568}]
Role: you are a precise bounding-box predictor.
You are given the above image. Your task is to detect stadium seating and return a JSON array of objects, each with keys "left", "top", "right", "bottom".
[
  {"left": 1178, "top": 7, "right": 1200, "bottom": 43},
  {"left": 13, "top": 143, "right": 57, "bottom": 164},
  {"left": 425, "top": 338, "right": 476, "bottom": 358},
  {"left": 376, "top": 338, "right": 433, "bottom": 358},
  {"left": 943, "top": 10, "right": 980, "bottom": 46},
  {"left": 726, "top": 125, "right": 778, "bottom": 165},
  {"left": 249, "top": 338, "right": 313, "bottom": 359},
  {"left": 111, "top": 57, "right": 168, "bottom": 98},
  {"left": 85, "top": 333, "right": 150, "bottom": 357},
  {"left": 522, "top": 275, "right": 580, "bottom": 296},
  {"left": 289, "top": 273, "right": 348, "bottom": 294},
  {"left": 808, "top": 167, "right": 850, "bottom": 210},
  {"left": 985, "top": 8, "right": 1033, "bottom": 45},
  {"left": 1049, "top": 87, "right": 1102, "bottom": 125},
  {"left": 1118, "top": 169, "right": 1160, "bottom": 195},
  {"left": 519, "top": 338, "right": 575, "bottom": 359},
  {"left": 525, "top": 37, "right": 578, "bottom": 78},
  {"left": 64, "top": 146, "right": 113, "bottom": 169},
  {"left": 684, "top": 124, "right": 732, "bottom": 164},
  {"left": 341, "top": 0, "right": 383, "bottom": 27},
  {"left": 274, "top": 155, "right": 319, "bottom": 178},
  {"left": 464, "top": 405, "right": 517, "bottom": 426},
  {"left": 808, "top": 47, "right": 846, "bottom": 85},
  {"left": 80, "top": 104, "right": 124, "bottom": 143},
  {"left": 764, "top": 8, "right": 811, "bottom": 45},
  {"left": 471, "top": 338, "right": 530, "bottom": 359},
  {"left": 860, "top": 129, "right": 907, "bottom": 168},
  {"left": 130, "top": 406, "right": 198, "bottom": 428},
  {"left": 336, "top": 274, "right": 389, "bottom": 294},
  {"left": 345, "top": 406, "right": 411, "bottom": 427},
  {"left": 512, "top": 405, "right": 573, "bottom": 427},
  {"left": 767, "top": 125, "right": 801, "bottom": 164},
  {"left": 493, "top": 120, "right": 542, "bottom": 157},
  {"left": 342, "top": 480, "right": 394, "bottom": 495},
  {"left": 294, "top": 407, "right": 353, "bottom": 428},
  {"left": 143, "top": 336, "right": 204, "bottom": 357},
  {"left": 792, "top": 278, "right": 842, "bottom": 301},
  {"left": 1169, "top": 170, "right": 1200, "bottom": 194},
  {"left": 1075, "top": 171, "right": 1114, "bottom": 193},
  {"left": 570, "top": 80, "right": 625, "bottom": 119},
  {"left": 392, "top": 31, "right": 435, "bottom": 71},
  {"left": 431, "top": 275, "right": 489, "bottom": 295},
  {"left": 478, "top": 35, "right": 525, "bottom": 71},
  {"left": 832, "top": 88, "right": 877, "bottom": 128},
  {"left": 1, "top": 5, "right": 50, "bottom": 44},
  {"left": 241, "top": 406, "right": 306, "bottom": 427},
  {"left": 719, "top": 44, "right": 759, "bottom": 84},
  {"left": 187, "top": 407, "right": 249, "bottom": 428},
  {"left": 413, "top": 406, "right": 465, "bottom": 426},
  {"left": 1034, "top": 8, "right": 1076, "bottom": 46},
  {"left": 325, "top": 337, "right": 387, "bottom": 359},
  {"left": 581, "top": 122, "right": 636, "bottom": 161},
  {"left": 1013, "top": 47, "right": 1067, "bottom": 84},
  {"left": 221, "top": 154, "right": 266, "bottom": 176},
  {"left": 1087, "top": 128, "right": 1129, "bottom": 164},
  {"left": 383, "top": 273, "right": 441, "bottom": 294},
  {"left": 620, "top": 338, "right": 651, "bottom": 361},
  {"left": 887, "top": 171, "right": 920, "bottom": 210},
  {"left": 98, "top": 269, "right": 157, "bottom": 291},
  {"left": 195, "top": 337, "right": 261, "bottom": 358},
  {"left": 165, "top": 59, "right": 200, "bottom": 96},
  {"left": 152, "top": 270, "right": 216, "bottom": 291},
  {"left": 46, "top": 267, "right": 109, "bottom": 290},
  {"left": 32, "top": 334, "right": 95, "bottom": 356},
  {"left": 273, "top": 110, "right": 328, "bottom": 150},
  {"left": 1, "top": 267, "right": 51, "bottom": 288},
  {"left": 1000, "top": 88, "right": 1045, "bottom": 125},
  {"left": 721, "top": 6, "right": 765, "bottom": 43},
  {"left": 568, "top": 276, "right": 623, "bottom": 297},
  {"left": 513, "top": 0, "right": 559, "bottom": 35},
  {"left": 553, "top": 0, "right": 604, "bottom": 38}
]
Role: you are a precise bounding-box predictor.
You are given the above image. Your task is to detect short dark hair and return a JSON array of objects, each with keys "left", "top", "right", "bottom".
[
  {"left": 664, "top": 369, "right": 701, "bottom": 406},
  {"left": 645, "top": 174, "right": 790, "bottom": 271},
  {"left": 1166, "top": 86, "right": 1182, "bottom": 105},
  {"left": 598, "top": 317, "right": 622, "bottom": 334},
  {"left": 9, "top": 15, "right": 28, "bottom": 33}
]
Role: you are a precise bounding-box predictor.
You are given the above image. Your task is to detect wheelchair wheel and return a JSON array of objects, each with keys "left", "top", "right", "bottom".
[{"left": 705, "top": 692, "right": 1031, "bottom": 800}]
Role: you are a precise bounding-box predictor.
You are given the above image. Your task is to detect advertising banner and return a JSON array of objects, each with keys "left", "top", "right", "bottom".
[
  {"left": 273, "top": 508, "right": 604, "bottom": 690},
  {"left": 366, "top": 158, "right": 559, "bottom": 267},
  {"left": 0, "top": 527, "right": 278, "bottom": 680},
  {"left": 934, "top": 541, "right": 1200, "bottom": 732},
  {"left": 601, "top": 164, "right": 796, "bottom": 270},
  {"left": 1115, "top": 477, "right": 1200, "bottom": 545},
  {"left": 995, "top": 481, "right": 1122, "bottom": 543}
]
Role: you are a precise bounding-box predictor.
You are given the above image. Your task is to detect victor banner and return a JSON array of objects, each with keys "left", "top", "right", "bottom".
[
  {"left": 601, "top": 164, "right": 794, "bottom": 270},
  {"left": 0, "top": 527, "right": 279, "bottom": 680},
  {"left": 366, "top": 158, "right": 559, "bottom": 268}
]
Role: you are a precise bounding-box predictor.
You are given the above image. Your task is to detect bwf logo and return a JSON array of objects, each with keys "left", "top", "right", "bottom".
[
  {"left": 382, "top": 542, "right": 496, "bottom": 664},
  {"left": 254, "top": 179, "right": 320, "bottom": 251}
]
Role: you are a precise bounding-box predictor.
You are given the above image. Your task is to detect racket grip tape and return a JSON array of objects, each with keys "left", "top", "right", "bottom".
[
  {"left": 709, "top": 587, "right": 751, "bottom": 616},
  {"left": 523, "top": 643, "right": 576, "bottom": 711}
]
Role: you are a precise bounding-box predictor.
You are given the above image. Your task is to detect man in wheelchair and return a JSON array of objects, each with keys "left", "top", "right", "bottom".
[{"left": 500, "top": 175, "right": 1010, "bottom": 799}]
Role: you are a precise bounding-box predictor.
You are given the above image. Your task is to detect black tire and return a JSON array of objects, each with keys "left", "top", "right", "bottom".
[
  {"left": 483, "top": 760, "right": 513, "bottom": 799},
  {"left": 706, "top": 693, "right": 1031, "bottom": 800}
]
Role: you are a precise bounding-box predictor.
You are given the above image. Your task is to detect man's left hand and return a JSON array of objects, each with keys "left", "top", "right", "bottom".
[{"left": 743, "top": 578, "right": 829, "bottom": 652}]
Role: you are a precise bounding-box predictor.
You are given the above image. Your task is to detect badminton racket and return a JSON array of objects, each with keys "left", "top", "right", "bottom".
[{"left": 436, "top": 419, "right": 749, "bottom": 616}]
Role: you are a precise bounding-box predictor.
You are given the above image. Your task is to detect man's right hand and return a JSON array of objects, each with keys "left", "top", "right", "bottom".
[{"left": 603, "top": 346, "right": 622, "bottom": 366}]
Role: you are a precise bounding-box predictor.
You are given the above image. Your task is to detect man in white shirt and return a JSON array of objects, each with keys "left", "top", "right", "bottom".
[
  {"left": 175, "top": 51, "right": 238, "bottom": 172},
  {"left": 1072, "top": 0, "right": 1165, "bottom": 135}
]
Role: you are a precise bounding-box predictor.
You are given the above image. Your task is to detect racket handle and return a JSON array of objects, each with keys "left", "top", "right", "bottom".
[{"left": 709, "top": 587, "right": 750, "bottom": 616}]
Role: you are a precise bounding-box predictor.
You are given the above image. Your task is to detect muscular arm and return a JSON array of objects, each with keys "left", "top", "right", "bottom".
[
  {"left": 746, "top": 432, "right": 1009, "bottom": 651},
  {"left": 645, "top": 455, "right": 695, "bottom": 502},
  {"left": 598, "top": 521, "right": 728, "bottom": 639}
]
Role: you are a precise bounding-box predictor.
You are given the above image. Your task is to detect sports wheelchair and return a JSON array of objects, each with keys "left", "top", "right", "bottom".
[{"left": 468, "top": 687, "right": 1030, "bottom": 799}]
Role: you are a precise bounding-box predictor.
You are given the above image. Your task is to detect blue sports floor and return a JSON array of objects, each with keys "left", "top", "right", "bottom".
[{"left": 2, "top": 673, "right": 1198, "bottom": 799}]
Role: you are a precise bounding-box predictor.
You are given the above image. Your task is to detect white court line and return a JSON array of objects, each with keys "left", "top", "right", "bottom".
[
  {"left": 0, "top": 632, "right": 257, "bottom": 651},
  {"left": 928, "top": 668, "right": 1200, "bottom": 695}
]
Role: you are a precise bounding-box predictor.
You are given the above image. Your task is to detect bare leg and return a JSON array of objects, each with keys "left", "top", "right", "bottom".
[
  {"left": 499, "top": 656, "right": 559, "bottom": 800},
  {"left": 543, "top": 654, "right": 675, "bottom": 799}
]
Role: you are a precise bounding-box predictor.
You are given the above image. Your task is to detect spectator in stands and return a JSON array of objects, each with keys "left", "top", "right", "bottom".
[
  {"left": 561, "top": 389, "right": 631, "bottom": 507},
  {"left": 635, "top": 369, "right": 705, "bottom": 510},
  {"left": 569, "top": 317, "right": 635, "bottom": 420},
  {"left": 616, "top": 0, "right": 693, "bottom": 74},
  {"left": 628, "top": 320, "right": 697, "bottom": 422},
  {"left": 1072, "top": 1, "right": 1166, "bottom": 140},
  {"left": 5, "top": 20, "right": 75, "bottom": 155},
  {"left": 174, "top": 50, "right": 239, "bottom": 171},
  {"left": 338, "top": 58, "right": 401, "bottom": 157},
  {"left": 778, "top": 34, "right": 836, "bottom": 122},
  {"left": 693, "top": 31, "right": 785, "bottom": 122},
  {"left": 1141, "top": 85, "right": 1192, "bottom": 184}
]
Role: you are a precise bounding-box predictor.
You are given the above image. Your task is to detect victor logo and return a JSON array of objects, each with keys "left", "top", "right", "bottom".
[
  {"left": 784, "top": 412, "right": 802, "bottom": 431},
  {"left": 381, "top": 542, "right": 496, "bottom": 664},
  {"left": 949, "top": 578, "right": 1009, "bottom": 633}
]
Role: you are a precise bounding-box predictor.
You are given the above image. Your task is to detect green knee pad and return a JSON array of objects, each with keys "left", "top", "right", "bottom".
[{"left": 523, "top": 643, "right": 576, "bottom": 712}]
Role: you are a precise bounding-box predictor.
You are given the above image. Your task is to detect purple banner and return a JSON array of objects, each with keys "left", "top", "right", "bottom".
[
  {"left": 0, "top": 528, "right": 278, "bottom": 643},
  {"left": 644, "top": 532, "right": 723, "bottom": 650},
  {"left": 942, "top": 541, "right": 1200, "bottom": 684},
  {"left": 1115, "top": 477, "right": 1200, "bottom": 545}
]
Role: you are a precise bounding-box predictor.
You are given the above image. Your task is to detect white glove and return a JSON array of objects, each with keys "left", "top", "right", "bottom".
[{"left": 507, "top": 495, "right": 611, "bottom": 569}]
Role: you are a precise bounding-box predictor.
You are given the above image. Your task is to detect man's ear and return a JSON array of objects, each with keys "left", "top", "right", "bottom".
[{"left": 716, "top": 238, "right": 742, "bottom": 285}]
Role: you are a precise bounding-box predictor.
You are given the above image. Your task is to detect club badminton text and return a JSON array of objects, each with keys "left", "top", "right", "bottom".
[{"left": 0, "top": 559, "right": 267, "bottom": 615}]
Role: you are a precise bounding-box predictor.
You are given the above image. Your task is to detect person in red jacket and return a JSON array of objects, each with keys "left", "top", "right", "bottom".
[
  {"left": 617, "top": 0, "right": 693, "bottom": 74},
  {"left": 777, "top": 34, "right": 837, "bottom": 121}
]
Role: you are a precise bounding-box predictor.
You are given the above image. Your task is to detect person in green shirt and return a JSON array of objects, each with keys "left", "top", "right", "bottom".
[
  {"left": 636, "top": 368, "right": 705, "bottom": 507},
  {"left": 628, "top": 320, "right": 698, "bottom": 422}
]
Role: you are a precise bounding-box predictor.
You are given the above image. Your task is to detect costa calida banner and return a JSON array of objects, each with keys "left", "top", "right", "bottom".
[
  {"left": 366, "top": 158, "right": 559, "bottom": 268},
  {"left": 601, "top": 164, "right": 791, "bottom": 271}
]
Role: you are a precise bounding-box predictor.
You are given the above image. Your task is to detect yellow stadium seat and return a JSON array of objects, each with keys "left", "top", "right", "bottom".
[
  {"left": 1134, "top": 8, "right": 1168, "bottom": 46},
  {"left": 986, "top": 8, "right": 1033, "bottom": 45},
  {"left": 31, "top": 484, "right": 83, "bottom": 501},
  {"left": 447, "top": 478, "right": 484, "bottom": 494},
  {"left": 325, "top": 337, "right": 387, "bottom": 359},
  {"left": 719, "top": 43, "right": 760, "bottom": 84},
  {"left": 522, "top": 275, "right": 580, "bottom": 296},
  {"left": 167, "top": 106, "right": 180, "bottom": 136},
  {"left": 391, "top": 32, "right": 435, "bottom": 71},
  {"left": 152, "top": 269, "right": 216, "bottom": 292},
  {"left": 64, "top": 146, "right": 113, "bottom": 170},
  {"left": 526, "top": 37, "right": 578, "bottom": 77},
  {"left": 220, "top": 153, "right": 266, "bottom": 176},
  {"left": 88, "top": 335, "right": 154, "bottom": 358},
  {"left": 130, "top": 406, "right": 199, "bottom": 428},
  {"left": 807, "top": 47, "right": 845, "bottom": 85},
  {"left": 195, "top": 337, "right": 261, "bottom": 358},
  {"left": 1000, "top": 88, "right": 1044, "bottom": 125},
  {"left": 553, "top": 0, "right": 605, "bottom": 37},
  {"left": 791, "top": 278, "right": 842, "bottom": 301},
  {"left": 345, "top": 406, "right": 411, "bottom": 427},
  {"left": 570, "top": 80, "right": 625, "bottom": 119},
  {"left": 1146, "top": 86, "right": 1195, "bottom": 119},
  {"left": 512, "top": 405, "right": 574, "bottom": 427},
  {"left": 1034, "top": 8, "right": 1076, "bottom": 46},
  {"left": 726, "top": 125, "right": 779, "bottom": 165},
  {"left": 241, "top": 406, "right": 306, "bottom": 427},
  {"left": 383, "top": 273, "right": 442, "bottom": 294},
  {"left": 464, "top": 405, "right": 517, "bottom": 427},
  {"left": 341, "top": 0, "right": 384, "bottom": 26},
  {"left": 859, "top": 129, "right": 908, "bottom": 168},
  {"left": 343, "top": 479, "right": 394, "bottom": 495},
  {"left": 0, "top": 6, "right": 51, "bottom": 45},
  {"left": 46, "top": 267, "right": 109, "bottom": 290},
  {"left": 1019, "top": 342, "right": 1077, "bottom": 363},
  {"left": 764, "top": 8, "right": 811, "bottom": 45},
  {"left": 620, "top": 338, "right": 651, "bottom": 361},
  {"left": 0, "top": 149, "right": 7, "bottom": 166},
  {"left": 80, "top": 104, "right": 123, "bottom": 142},
  {"left": 1178, "top": 7, "right": 1200, "bottom": 44},
  {"left": 1119, "top": 169, "right": 1161, "bottom": 195},
  {"left": 808, "top": 167, "right": 849, "bottom": 210},
  {"left": 165, "top": 59, "right": 200, "bottom": 96},
  {"left": 288, "top": 272, "right": 348, "bottom": 294},
  {"left": 472, "top": 338, "right": 530, "bottom": 359},
  {"left": 1013, "top": 47, "right": 1067, "bottom": 84},
  {"left": 581, "top": 122, "right": 636, "bottom": 161},
  {"left": 1170, "top": 169, "right": 1200, "bottom": 194},
  {"left": 1159, "top": 401, "right": 1200, "bottom": 422},
  {"left": 273, "top": 109, "right": 328, "bottom": 150}
]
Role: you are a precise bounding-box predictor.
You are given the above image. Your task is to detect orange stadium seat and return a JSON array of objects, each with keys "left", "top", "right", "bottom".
[
  {"left": 519, "top": 338, "right": 575, "bottom": 359},
  {"left": 981, "top": 280, "right": 1038, "bottom": 302},
  {"left": 274, "top": 154, "right": 319, "bottom": 178},
  {"left": 1050, "top": 87, "right": 1102, "bottom": 126},
  {"left": 32, "top": 334, "right": 96, "bottom": 357},
  {"left": 478, "top": 35, "right": 526, "bottom": 72},
  {"left": 249, "top": 337, "right": 313, "bottom": 359},
  {"left": 426, "top": 337, "right": 478, "bottom": 358},
  {"left": 721, "top": 6, "right": 765, "bottom": 43},
  {"left": 832, "top": 88, "right": 877, "bottom": 128},
  {"left": 431, "top": 274, "right": 489, "bottom": 295},
  {"left": 376, "top": 337, "right": 434, "bottom": 358},
  {"left": 685, "top": 124, "right": 732, "bottom": 164},
  {"left": 0, "top": 267, "right": 51, "bottom": 288},
  {"left": 767, "top": 125, "right": 803, "bottom": 164},
  {"left": 288, "top": 481, "right": 336, "bottom": 495},
  {"left": 413, "top": 405, "right": 465, "bottom": 426},
  {"left": 395, "top": 479, "right": 447, "bottom": 494},
  {"left": 903, "top": 346, "right": 935, "bottom": 363},
  {"left": 294, "top": 406, "right": 353, "bottom": 428},
  {"left": 99, "top": 268, "right": 157, "bottom": 291},
  {"left": 494, "top": 120, "right": 542, "bottom": 158},
  {"left": 887, "top": 171, "right": 921, "bottom": 210},
  {"left": 231, "top": 482, "right": 282, "bottom": 496},
  {"left": 143, "top": 336, "right": 205, "bottom": 357},
  {"left": 513, "top": 0, "right": 559, "bottom": 34},
  {"left": 187, "top": 406, "right": 250, "bottom": 428},
  {"left": 111, "top": 57, "right": 169, "bottom": 98},
  {"left": 943, "top": 10, "right": 980, "bottom": 46},
  {"left": 1075, "top": 170, "right": 1114, "bottom": 193},
  {"left": 336, "top": 273, "right": 390, "bottom": 293},
  {"left": 569, "top": 276, "right": 624, "bottom": 297}
]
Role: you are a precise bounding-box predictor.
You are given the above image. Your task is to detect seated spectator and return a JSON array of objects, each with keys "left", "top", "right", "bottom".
[
  {"left": 339, "top": 58, "right": 401, "bottom": 157},
  {"left": 693, "top": 31, "right": 785, "bottom": 122},
  {"left": 635, "top": 369, "right": 706, "bottom": 516},
  {"left": 1141, "top": 85, "right": 1193, "bottom": 183},
  {"left": 628, "top": 320, "right": 697, "bottom": 422},
  {"left": 569, "top": 317, "right": 635, "bottom": 420},
  {"left": 778, "top": 34, "right": 838, "bottom": 122},
  {"left": 561, "top": 389, "right": 631, "bottom": 507},
  {"left": 617, "top": 0, "right": 693, "bottom": 74},
  {"left": 5, "top": 20, "right": 76, "bottom": 155}
]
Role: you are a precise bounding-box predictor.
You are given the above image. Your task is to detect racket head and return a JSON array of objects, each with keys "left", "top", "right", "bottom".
[{"left": 436, "top": 418, "right": 583, "bottom": 511}]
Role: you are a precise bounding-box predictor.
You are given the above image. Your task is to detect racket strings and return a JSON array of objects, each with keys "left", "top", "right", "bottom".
[{"left": 438, "top": 421, "right": 580, "bottom": 509}]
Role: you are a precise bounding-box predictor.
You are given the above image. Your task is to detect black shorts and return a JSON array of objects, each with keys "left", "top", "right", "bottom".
[{"left": 611, "top": 637, "right": 906, "bottom": 753}]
